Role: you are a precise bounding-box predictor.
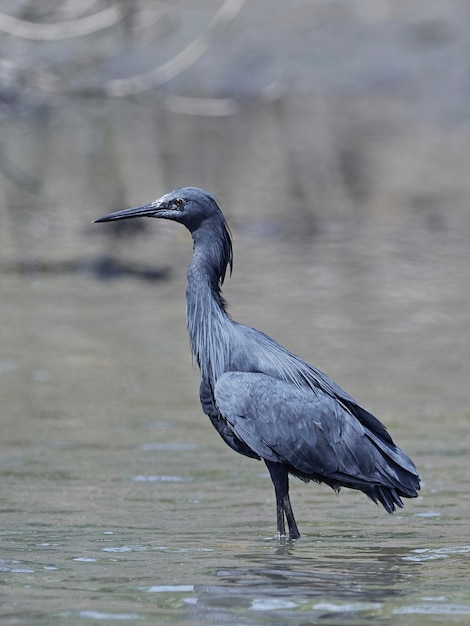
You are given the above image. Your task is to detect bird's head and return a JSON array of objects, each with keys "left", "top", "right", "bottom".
[{"left": 94, "top": 187, "right": 225, "bottom": 233}]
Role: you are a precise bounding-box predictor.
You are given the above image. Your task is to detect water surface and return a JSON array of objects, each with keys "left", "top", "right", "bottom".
[{"left": 1, "top": 229, "right": 469, "bottom": 625}]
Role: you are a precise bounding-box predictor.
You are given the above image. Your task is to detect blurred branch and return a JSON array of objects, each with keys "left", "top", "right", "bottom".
[
  {"left": 162, "top": 82, "right": 284, "bottom": 116},
  {"left": 0, "top": 5, "right": 122, "bottom": 40},
  {"left": 164, "top": 95, "right": 238, "bottom": 116},
  {"left": 105, "top": 0, "right": 246, "bottom": 96},
  {"left": 5, "top": 0, "right": 247, "bottom": 117}
]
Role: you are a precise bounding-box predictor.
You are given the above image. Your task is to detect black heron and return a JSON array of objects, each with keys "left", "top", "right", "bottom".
[{"left": 95, "top": 187, "right": 420, "bottom": 539}]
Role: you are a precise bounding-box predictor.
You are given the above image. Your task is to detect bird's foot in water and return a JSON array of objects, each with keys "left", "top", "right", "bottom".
[{"left": 276, "top": 531, "right": 302, "bottom": 544}]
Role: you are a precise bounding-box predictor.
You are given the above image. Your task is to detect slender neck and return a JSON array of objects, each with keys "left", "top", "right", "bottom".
[{"left": 186, "top": 224, "right": 232, "bottom": 385}]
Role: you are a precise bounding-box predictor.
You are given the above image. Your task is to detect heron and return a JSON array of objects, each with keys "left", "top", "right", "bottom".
[{"left": 95, "top": 187, "right": 420, "bottom": 539}]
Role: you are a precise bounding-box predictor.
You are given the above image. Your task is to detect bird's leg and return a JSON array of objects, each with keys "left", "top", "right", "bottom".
[
  {"left": 265, "top": 461, "right": 301, "bottom": 539},
  {"left": 276, "top": 495, "right": 286, "bottom": 538},
  {"left": 283, "top": 492, "right": 301, "bottom": 539}
]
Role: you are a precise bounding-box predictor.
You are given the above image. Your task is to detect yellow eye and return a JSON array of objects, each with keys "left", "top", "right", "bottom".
[{"left": 172, "top": 198, "right": 184, "bottom": 210}]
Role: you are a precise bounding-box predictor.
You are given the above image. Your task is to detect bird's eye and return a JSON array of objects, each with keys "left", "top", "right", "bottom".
[{"left": 172, "top": 198, "right": 184, "bottom": 210}]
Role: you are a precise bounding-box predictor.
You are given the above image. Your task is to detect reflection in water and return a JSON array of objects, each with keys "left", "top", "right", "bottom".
[
  {"left": 187, "top": 544, "right": 419, "bottom": 623},
  {"left": 2, "top": 515, "right": 470, "bottom": 624}
]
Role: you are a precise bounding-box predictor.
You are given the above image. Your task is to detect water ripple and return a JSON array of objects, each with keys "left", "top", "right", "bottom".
[
  {"left": 403, "top": 544, "right": 470, "bottom": 562},
  {"left": 394, "top": 603, "right": 470, "bottom": 615},
  {"left": 132, "top": 474, "right": 192, "bottom": 482}
]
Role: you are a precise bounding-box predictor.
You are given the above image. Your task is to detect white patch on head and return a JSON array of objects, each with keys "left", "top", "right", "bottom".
[{"left": 155, "top": 193, "right": 171, "bottom": 207}]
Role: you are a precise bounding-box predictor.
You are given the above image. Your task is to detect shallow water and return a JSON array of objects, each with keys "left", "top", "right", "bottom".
[{"left": 1, "top": 229, "right": 470, "bottom": 625}]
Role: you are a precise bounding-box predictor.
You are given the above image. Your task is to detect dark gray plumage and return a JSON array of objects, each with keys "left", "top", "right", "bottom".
[{"left": 95, "top": 187, "right": 420, "bottom": 539}]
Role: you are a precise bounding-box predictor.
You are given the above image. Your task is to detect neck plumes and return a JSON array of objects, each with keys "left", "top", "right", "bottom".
[{"left": 186, "top": 220, "right": 233, "bottom": 385}]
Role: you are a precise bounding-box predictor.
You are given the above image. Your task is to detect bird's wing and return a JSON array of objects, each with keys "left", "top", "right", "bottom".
[
  {"left": 236, "top": 324, "right": 395, "bottom": 446},
  {"left": 199, "top": 379, "right": 260, "bottom": 460},
  {"left": 214, "top": 371, "right": 385, "bottom": 484}
]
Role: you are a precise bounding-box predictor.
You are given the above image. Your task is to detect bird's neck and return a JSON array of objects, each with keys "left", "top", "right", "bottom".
[{"left": 186, "top": 229, "right": 232, "bottom": 384}]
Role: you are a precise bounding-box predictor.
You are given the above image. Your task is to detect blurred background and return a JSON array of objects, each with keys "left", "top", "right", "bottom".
[
  {"left": 2, "top": 0, "right": 470, "bottom": 261},
  {"left": 1, "top": 1, "right": 470, "bottom": 622}
]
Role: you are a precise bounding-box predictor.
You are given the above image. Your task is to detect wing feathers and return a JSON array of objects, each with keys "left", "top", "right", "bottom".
[{"left": 214, "top": 371, "right": 419, "bottom": 501}]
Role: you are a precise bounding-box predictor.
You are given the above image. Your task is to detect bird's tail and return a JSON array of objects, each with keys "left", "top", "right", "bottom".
[
  {"left": 364, "top": 434, "right": 420, "bottom": 513},
  {"left": 366, "top": 484, "right": 406, "bottom": 513}
]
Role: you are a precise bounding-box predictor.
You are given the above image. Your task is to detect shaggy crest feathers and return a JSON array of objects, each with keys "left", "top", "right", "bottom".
[{"left": 186, "top": 213, "right": 233, "bottom": 384}]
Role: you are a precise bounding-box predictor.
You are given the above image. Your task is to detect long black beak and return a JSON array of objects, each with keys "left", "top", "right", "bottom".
[{"left": 94, "top": 200, "right": 168, "bottom": 223}]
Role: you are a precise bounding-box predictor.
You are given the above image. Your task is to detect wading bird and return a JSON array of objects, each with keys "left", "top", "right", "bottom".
[{"left": 95, "top": 187, "right": 420, "bottom": 539}]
